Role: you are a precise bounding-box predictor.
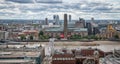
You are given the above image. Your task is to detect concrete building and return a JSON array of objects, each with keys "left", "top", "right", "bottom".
[
  {"left": 0, "top": 59, "right": 34, "bottom": 64},
  {"left": 0, "top": 44, "right": 44, "bottom": 64},
  {"left": 86, "top": 22, "right": 93, "bottom": 35},
  {"left": 42, "top": 23, "right": 60, "bottom": 29},
  {"left": 45, "top": 18, "right": 48, "bottom": 25},
  {"left": 75, "top": 21, "right": 84, "bottom": 28},
  {"left": 0, "top": 31, "right": 9, "bottom": 40},
  {"left": 45, "top": 38, "right": 55, "bottom": 56},
  {"left": 53, "top": 15, "right": 59, "bottom": 25},
  {"left": 52, "top": 48, "right": 105, "bottom": 64},
  {"left": 93, "top": 27, "right": 100, "bottom": 35},
  {"left": 44, "top": 27, "right": 88, "bottom": 38},
  {"left": 91, "top": 17, "right": 94, "bottom": 22},
  {"left": 0, "top": 25, "right": 4, "bottom": 31},
  {"left": 75, "top": 48, "right": 104, "bottom": 64},
  {"left": 42, "top": 14, "right": 88, "bottom": 39},
  {"left": 104, "top": 49, "right": 120, "bottom": 64},
  {"left": 64, "top": 14, "right": 68, "bottom": 39},
  {"left": 52, "top": 49, "right": 76, "bottom": 64},
  {"left": 18, "top": 30, "right": 39, "bottom": 40},
  {"left": 79, "top": 18, "right": 86, "bottom": 28},
  {"left": 69, "top": 15, "right": 72, "bottom": 22}
]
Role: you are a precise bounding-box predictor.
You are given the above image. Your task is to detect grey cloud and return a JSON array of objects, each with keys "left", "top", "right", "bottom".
[
  {"left": 92, "top": 6, "right": 112, "bottom": 11},
  {"left": 1, "top": 0, "right": 120, "bottom": 19},
  {"left": 36, "top": 0, "right": 62, "bottom": 3},
  {"left": 5, "top": 0, "right": 34, "bottom": 3},
  {"left": 5, "top": 0, "right": 62, "bottom": 4}
]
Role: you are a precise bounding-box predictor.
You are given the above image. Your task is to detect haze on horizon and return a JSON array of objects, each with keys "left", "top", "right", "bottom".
[{"left": 0, "top": 0, "right": 120, "bottom": 20}]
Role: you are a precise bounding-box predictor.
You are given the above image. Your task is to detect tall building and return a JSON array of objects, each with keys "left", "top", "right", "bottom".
[
  {"left": 69, "top": 15, "right": 72, "bottom": 22},
  {"left": 75, "top": 21, "right": 84, "bottom": 28},
  {"left": 80, "top": 18, "right": 86, "bottom": 28},
  {"left": 45, "top": 18, "right": 48, "bottom": 25},
  {"left": 86, "top": 22, "right": 93, "bottom": 35},
  {"left": 0, "top": 31, "right": 9, "bottom": 40},
  {"left": 0, "top": 24, "right": 6, "bottom": 31},
  {"left": 75, "top": 18, "right": 86, "bottom": 28},
  {"left": 91, "top": 17, "right": 94, "bottom": 22},
  {"left": 53, "top": 15, "right": 59, "bottom": 25},
  {"left": 93, "top": 27, "right": 100, "bottom": 35},
  {"left": 0, "top": 25, "right": 4, "bottom": 31},
  {"left": 64, "top": 14, "right": 68, "bottom": 39}
]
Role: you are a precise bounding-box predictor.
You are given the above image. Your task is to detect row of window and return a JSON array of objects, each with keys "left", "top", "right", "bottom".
[
  {"left": 45, "top": 33, "right": 87, "bottom": 36},
  {"left": 53, "top": 58, "right": 75, "bottom": 60}
]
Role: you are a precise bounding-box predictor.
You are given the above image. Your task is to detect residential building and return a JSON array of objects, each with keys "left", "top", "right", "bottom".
[
  {"left": 86, "top": 22, "right": 93, "bottom": 35},
  {"left": 52, "top": 49, "right": 76, "bottom": 64},
  {"left": 0, "top": 31, "right": 9, "bottom": 40},
  {"left": 52, "top": 48, "right": 105, "bottom": 64}
]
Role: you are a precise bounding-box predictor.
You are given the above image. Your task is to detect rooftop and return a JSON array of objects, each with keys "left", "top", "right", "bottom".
[
  {"left": 0, "top": 51, "right": 41, "bottom": 58},
  {"left": 0, "top": 59, "right": 33, "bottom": 63},
  {"left": 44, "top": 27, "right": 88, "bottom": 32},
  {"left": 44, "top": 27, "right": 63, "bottom": 32}
]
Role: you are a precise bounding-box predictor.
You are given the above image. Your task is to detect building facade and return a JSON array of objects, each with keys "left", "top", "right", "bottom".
[
  {"left": 0, "top": 31, "right": 9, "bottom": 40},
  {"left": 52, "top": 48, "right": 105, "bottom": 64}
]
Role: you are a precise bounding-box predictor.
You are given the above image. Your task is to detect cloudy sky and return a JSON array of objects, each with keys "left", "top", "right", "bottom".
[{"left": 0, "top": 0, "right": 120, "bottom": 20}]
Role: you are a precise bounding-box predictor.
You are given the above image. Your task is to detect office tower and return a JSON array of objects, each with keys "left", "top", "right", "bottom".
[
  {"left": 91, "top": 17, "right": 94, "bottom": 22},
  {"left": 86, "top": 22, "right": 93, "bottom": 35},
  {"left": 53, "top": 15, "right": 59, "bottom": 25},
  {"left": 64, "top": 14, "right": 68, "bottom": 39},
  {"left": 0, "top": 31, "right": 9, "bottom": 40},
  {"left": 56, "top": 15, "right": 59, "bottom": 24},
  {"left": 79, "top": 18, "right": 86, "bottom": 28},
  {"left": 93, "top": 27, "right": 100, "bottom": 35},
  {"left": 45, "top": 18, "right": 48, "bottom": 25},
  {"left": 69, "top": 15, "right": 71, "bottom": 22},
  {"left": 75, "top": 21, "right": 84, "bottom": 28},
  {"left": 53, "top": 15, "right": 56, "bottom": 25},
  {"left": 0, "top": 25, "right": 4, "bottom": 30}
]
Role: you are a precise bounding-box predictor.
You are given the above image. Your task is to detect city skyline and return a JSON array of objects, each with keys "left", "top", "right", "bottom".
[{"left": 0, "top": 0, "right": 120, "bottom": 20}]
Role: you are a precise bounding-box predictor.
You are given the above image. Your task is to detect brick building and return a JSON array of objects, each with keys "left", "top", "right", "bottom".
[
  {"left": 75, "top": 48, "right": 104, "bottom": 64},
  {"left": 52, "top": 49, "right": 76, "bottom": 64},
  {"left": 52, "top": 48, "right": 105, "bottom": 64}
]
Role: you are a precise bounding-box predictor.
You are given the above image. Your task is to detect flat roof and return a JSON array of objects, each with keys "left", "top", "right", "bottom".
[
  {"left": 0, "top": 52, "right": 41, "bottom": 58},
  {"left": 0, "top": 59, "right": 32, "bottom": 63}
]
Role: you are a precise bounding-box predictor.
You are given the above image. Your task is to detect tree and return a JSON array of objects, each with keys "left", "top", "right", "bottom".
[
  {"left": 20, "top": 35, "right": 26, "bottom": 40},
  {"left": 56, "top": 35, "right": 60, "bottom": 40},
  {"left": 39, "top": 31, "right": 44, "bottom": 36},
  {"left": 39, "top": 35, "right": 44, "bottom": 40},
  {"left": 29, "top": 35, "right": 33, "bottom": 40},
  {"left": 114, "top": 34, "right": 119, "bottom": 39},
  {"left": 70, "top": 34, "right": 81, "bottom": 39},
  {"left": 44, "top": 35, "right": 50, "bottom": 39},
  {"left": 38, "top": 31, "right": 45, "bottom": 40},
  {"left": 98, "top": 37, "right": 102, "bottom": 40}
]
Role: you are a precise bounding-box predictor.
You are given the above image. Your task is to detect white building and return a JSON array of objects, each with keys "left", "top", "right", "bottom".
[
  {"left": 0, "top": 31, "right": 9, "bottom": 40},
  {"left": 45, "top": 38, "right": 55, "bottom": 56},
  {"left": 42, "top": 23, "right": 61, "bottom": 29}
]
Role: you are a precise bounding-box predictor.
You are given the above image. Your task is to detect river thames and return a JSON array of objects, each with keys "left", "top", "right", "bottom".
[{"left": 0, "top": 41, "right": 120, "bottom": 52}]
